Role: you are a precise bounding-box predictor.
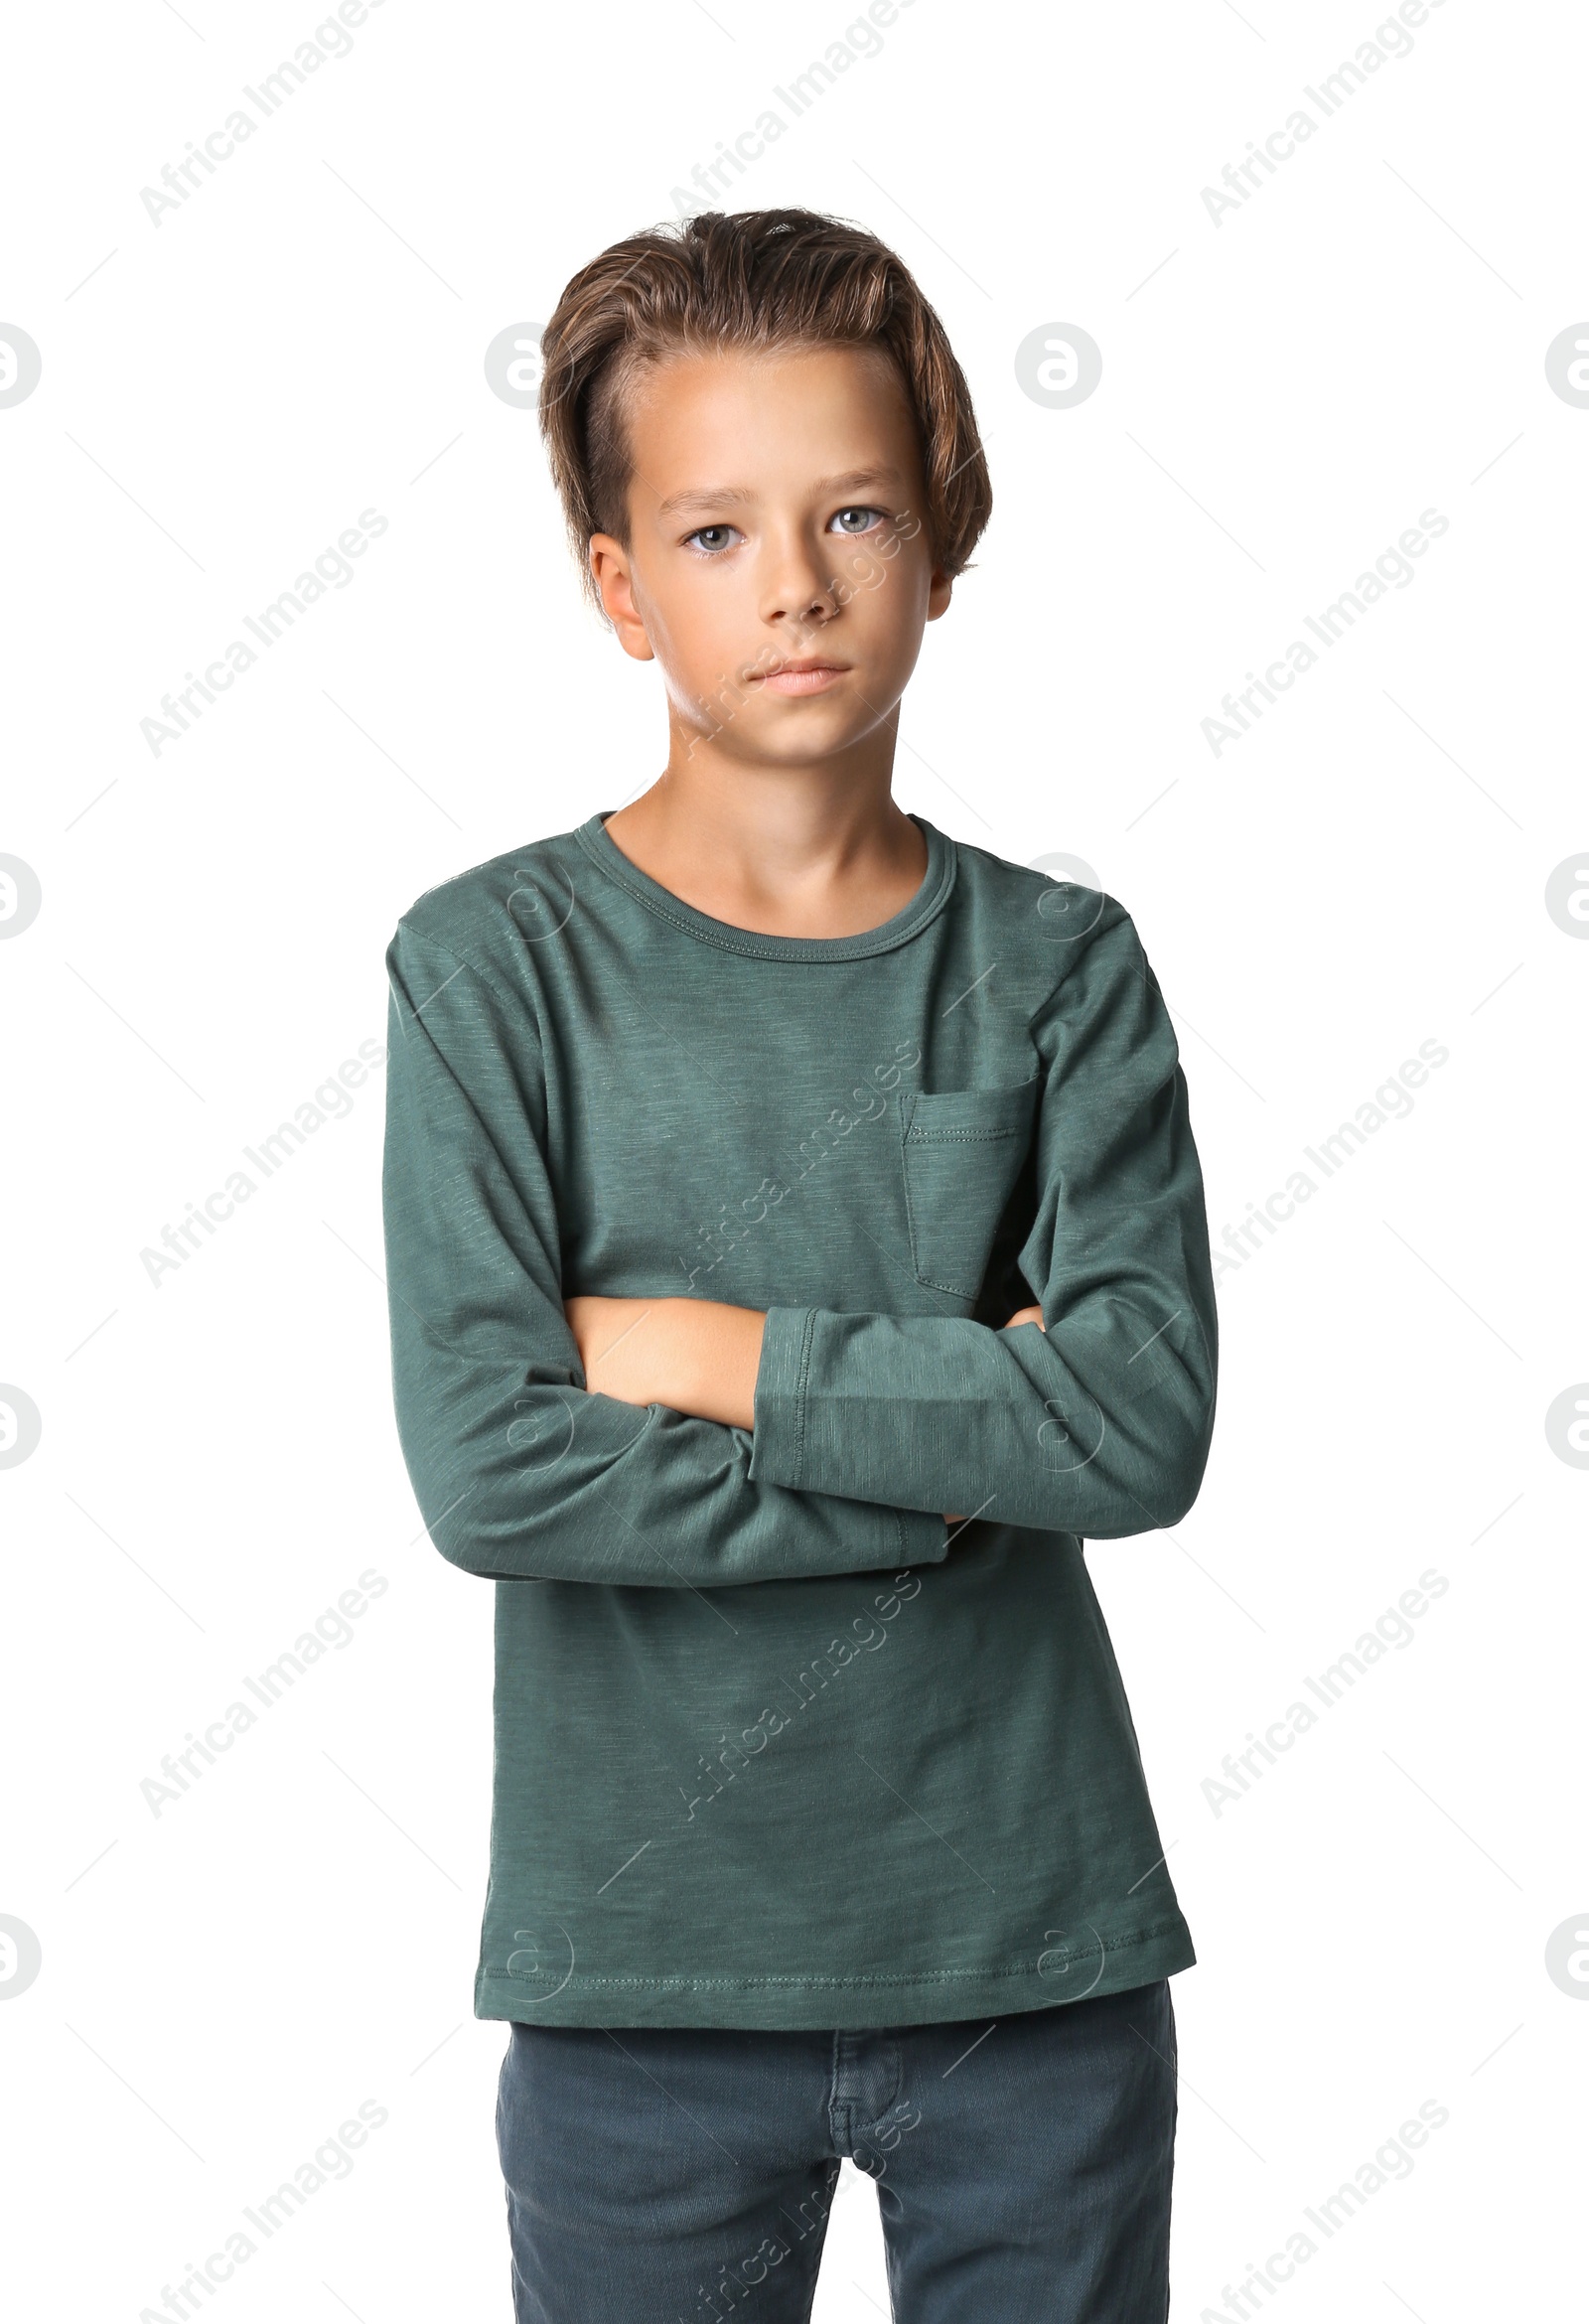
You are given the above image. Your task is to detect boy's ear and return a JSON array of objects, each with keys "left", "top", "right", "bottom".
[
  {"left": 927, "top": 562, "right": 954, "bottom": 623},
  {"left": 589, "top": 534, "right": 654, "bottom": 661}
]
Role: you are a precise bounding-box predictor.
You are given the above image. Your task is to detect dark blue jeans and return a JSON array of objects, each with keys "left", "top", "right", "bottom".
[{"left": 496, "top": 1979, "right": 1177, "bottom": 2322}]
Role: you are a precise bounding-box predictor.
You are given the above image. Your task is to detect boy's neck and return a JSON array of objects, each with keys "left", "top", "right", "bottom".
[{"left": 601, "top": 758, "right": 930, "bottom": 942}]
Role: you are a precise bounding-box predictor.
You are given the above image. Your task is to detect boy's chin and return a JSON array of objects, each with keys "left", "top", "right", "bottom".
[{"left": 727, "top": 717, "right": 883, "bottom": 768}]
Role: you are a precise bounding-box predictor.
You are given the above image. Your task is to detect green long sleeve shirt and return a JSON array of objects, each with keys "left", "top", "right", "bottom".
[{"left": 380, "top": 809, "right": 1217, "bottom": 2030}]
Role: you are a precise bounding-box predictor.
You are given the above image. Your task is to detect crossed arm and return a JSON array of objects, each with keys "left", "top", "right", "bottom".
[
  {"left": 563, "top": 1292, "right": 1046, "bottom": 1527},
  {"left": 384, "top": 911, "right": 1215, "bottom": 1585}
]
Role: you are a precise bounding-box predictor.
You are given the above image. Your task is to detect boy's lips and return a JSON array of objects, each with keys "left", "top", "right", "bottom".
[{"left": 755, "top": 657, "right": 851, "bottom": 695}]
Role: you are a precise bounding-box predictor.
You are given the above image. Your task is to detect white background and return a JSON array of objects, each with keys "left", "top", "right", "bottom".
[{"left": 2, "top": 0, "right": 1583, "bottom": 2316}]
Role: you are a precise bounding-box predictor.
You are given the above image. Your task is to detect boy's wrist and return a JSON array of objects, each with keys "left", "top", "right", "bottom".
[
  {"left": 667, "top": 1296, "right": 765, "bottom": 1430},
  {"left": 567, "top": 1293, "right": 765, "bottom": 1429}
]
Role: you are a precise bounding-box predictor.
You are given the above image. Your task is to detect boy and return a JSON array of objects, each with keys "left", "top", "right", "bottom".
[{"left": 381, "top": 207, "right": 1217, "bottom": 2321}]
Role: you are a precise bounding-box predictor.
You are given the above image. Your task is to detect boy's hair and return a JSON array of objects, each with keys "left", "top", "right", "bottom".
[{"left": 537, "top": 207, "right": 992, "bottom": 614}]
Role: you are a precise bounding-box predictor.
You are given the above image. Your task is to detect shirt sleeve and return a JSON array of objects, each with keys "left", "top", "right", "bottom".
[
  {"left": 746, "top": 903, "right": 1218, "bottom": 1540},
  {"left": 380, "top": 919, "right": 949, "bottom": 1587}
]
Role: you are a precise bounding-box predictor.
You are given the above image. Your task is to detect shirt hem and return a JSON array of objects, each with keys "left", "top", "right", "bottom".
[{"left": 474, "top": 1919, "right": 1195, "bottom": 2032}]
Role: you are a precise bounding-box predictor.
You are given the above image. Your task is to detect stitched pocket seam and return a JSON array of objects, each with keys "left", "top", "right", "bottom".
[
  {"left": 900, "top": 1091, "right": 1035, "bottom": 1297},
  {"left": 906, "top": 1126, "right": 1023, "bottom": 1144}
]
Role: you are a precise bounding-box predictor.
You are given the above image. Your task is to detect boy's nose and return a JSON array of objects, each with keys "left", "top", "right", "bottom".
[{"left": 759, "top": 531, "right": 841, "bottom": 630}]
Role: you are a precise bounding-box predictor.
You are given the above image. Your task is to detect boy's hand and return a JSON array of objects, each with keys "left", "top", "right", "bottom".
[
  {"left": 944, "top": 1303, "right": 1046, "bottom": 1524},
  {"left": 564, "top": 1294, "right": 765, "bottom": 1430}
]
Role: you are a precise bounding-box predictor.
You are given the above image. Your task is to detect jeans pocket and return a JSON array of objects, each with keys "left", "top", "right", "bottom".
[{"left": 900, "top": 1080, "right": 1040, "bottom": 1297}]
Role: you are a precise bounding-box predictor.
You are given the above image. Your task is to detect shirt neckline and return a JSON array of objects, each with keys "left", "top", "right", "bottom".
[{"left": 573, "top": 808, "right": 957, "bottom": 962}]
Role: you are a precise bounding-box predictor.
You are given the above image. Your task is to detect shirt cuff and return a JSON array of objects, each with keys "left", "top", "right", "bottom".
[{"left": 750, "top": 1306, "right": 949, "bottom": 1569}]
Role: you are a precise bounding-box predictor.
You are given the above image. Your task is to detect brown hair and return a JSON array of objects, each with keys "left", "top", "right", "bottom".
[{"left": 537, "top": 207, "right": 992, "bottom": 613}]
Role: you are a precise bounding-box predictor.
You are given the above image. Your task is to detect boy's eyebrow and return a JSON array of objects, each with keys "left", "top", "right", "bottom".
[{"left": 654, "top": 467, "right": 905, "bottom": 518}]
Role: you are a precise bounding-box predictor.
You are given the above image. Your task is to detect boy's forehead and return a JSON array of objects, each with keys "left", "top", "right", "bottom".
[{"left": 626, "top": 343, "right": 916, "bottom": 500}]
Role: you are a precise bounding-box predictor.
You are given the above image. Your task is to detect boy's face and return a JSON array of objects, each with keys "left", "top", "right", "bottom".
[{"left": 589, "top": 343, "right": 952, "bottom": 770}]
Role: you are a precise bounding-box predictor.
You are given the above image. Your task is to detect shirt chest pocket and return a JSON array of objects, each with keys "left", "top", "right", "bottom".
[{"left": 899, "top": 1079, "right": 1041, "bottom": 1299}]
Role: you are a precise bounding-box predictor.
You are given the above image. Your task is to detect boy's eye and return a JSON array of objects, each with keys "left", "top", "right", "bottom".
[
  {"left": 683, "top": 523, "right": 740, "bottom": 554},
  {"left": 829, "top": 506, "right": 885, "bottom": 535}
]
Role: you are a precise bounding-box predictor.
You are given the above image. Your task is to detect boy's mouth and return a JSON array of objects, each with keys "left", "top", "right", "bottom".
[{"left": 756, "top": 657, "right": 851, "bottom": 696}]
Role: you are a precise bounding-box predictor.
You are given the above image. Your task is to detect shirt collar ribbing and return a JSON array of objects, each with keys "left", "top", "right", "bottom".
[{"left": 573, "top": 808, "right": 956, "bottom": 963}]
